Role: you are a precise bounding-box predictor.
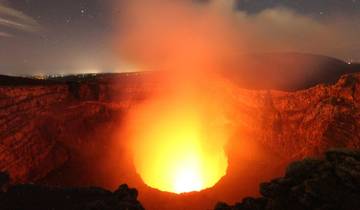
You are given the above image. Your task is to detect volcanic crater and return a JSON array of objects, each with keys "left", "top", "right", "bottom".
[{"left": 1, "top": 54, "right": 360, "bottom": 210}]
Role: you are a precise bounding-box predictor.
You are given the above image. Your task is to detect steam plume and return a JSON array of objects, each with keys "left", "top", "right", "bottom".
[{"left": 114, "top": 0, "right": 360, "bottom": 67}]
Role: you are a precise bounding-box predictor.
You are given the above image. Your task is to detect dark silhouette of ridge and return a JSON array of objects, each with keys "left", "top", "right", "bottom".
[{"left": 221, "top": 52, "right": 360, "bottom": 90}]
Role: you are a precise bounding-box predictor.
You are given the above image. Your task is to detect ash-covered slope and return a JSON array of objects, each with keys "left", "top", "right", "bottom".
[{"left": 215, "top": 149, "right": 360, "bottom": 210}]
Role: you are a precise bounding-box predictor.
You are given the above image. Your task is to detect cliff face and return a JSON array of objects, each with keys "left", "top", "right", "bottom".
[
  {"left": 0, "top": 72, "right": 360, "bottom": 185},
  {"left": 0, "top": 85, "right": 69, "bottom": 182},
  {"left": 237, "top": 74, "right": 360, "bottom": 160},
  {"left": 0, "top": 73, "right": 153, "bottom": 183}
]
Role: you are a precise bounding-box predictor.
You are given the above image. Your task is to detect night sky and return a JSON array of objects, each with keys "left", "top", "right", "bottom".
[{"left": 0, "top": 0, "right": 359, "bottom": 75}]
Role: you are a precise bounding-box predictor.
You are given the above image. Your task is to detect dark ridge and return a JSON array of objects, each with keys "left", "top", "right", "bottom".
[
  {"left": 0, "top": 75, "right": 59, "bottom": 86},
  {"left": 1, "top": 53, "right": 359, "bottom": 90},
  {"left": 0, "top": 72, "right": 149, "bottom": 87},
  {"left": 215, "top": 149, "right": 360, "bottom": 210},
  {"left": 0, "top": 179, "right": 144, "bottom": 210},
  {"left": 222, "top": 53, "right": 360, "bottom": 91}
]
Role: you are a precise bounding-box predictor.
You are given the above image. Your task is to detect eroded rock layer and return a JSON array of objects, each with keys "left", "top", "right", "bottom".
[
  {"left": 237, "top": 73, "right": 360, "bottom": 159},
  {"left": 0, "top": 73, "right": 153, "bottom": 182}
]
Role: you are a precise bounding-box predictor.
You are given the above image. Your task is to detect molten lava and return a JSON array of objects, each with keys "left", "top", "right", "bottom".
[{"left": 129, "top": 92, "right": 229, "bottom": 194}]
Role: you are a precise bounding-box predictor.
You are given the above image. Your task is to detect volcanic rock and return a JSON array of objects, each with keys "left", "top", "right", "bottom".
[
  {"left": 235, "top": 73, "right": 360, "bottom": 161},
  {"left": 214, "top": 148, "right": 360, "bottom": 210},
  {"left": 0, "top": 73, "right": 153, "bottom": 183},
  {"left": 0, "top": 182, "right": 144, "bottom": 210}
]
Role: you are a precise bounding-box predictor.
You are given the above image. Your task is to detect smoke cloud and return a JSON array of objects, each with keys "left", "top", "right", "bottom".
[
  {"left": 115, "top": 0, "right": 239, "bottom": 74},
  {"left": 231, "top": 6, "right": 359, "bottom": 60},
  {"left": 114, "top": 0, "right": 360, "bottom": 70}
]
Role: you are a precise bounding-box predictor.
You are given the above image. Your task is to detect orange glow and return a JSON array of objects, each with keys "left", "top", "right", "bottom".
[
  {"left": 128, "top": 83, "right": 230, "bottom": 193},
  {"left": 117, "top": 0, "right": 236, "bottom": 194}
]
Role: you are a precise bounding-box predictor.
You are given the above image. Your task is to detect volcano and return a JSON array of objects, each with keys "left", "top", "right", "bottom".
[{"left": 0, "top": 54, "right": 360, "bottom": 210}]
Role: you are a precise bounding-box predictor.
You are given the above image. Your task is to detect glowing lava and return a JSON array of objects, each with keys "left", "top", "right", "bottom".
[{"left": 129, "top": 97, "right": 229, "bottom": 194}]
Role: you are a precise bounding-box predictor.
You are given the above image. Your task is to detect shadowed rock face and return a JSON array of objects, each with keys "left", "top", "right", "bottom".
[
  {"left": 215, "top": 149, "right": 360, "bottom": 210},
  {"left": 0, "top": 182, "right": 144, "bottom": 210}
]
